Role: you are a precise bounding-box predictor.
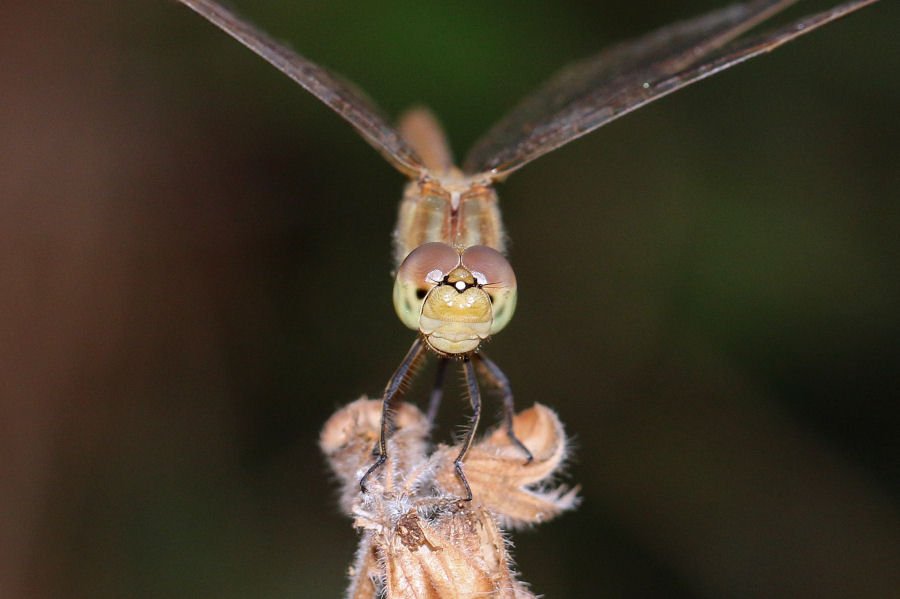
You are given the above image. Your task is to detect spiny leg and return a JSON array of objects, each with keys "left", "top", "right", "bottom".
[
  {"left": 425, "top": 357, "right": 449, "bottom": 432},
  {"left": 453, "top": 357, "right": 482, "bottom": 502},
  {"left": 474, "top": 353, "right": 534, "bottom": 464},
  {"left": 359, "top": 336, "right": 426, "bottom": 493}
]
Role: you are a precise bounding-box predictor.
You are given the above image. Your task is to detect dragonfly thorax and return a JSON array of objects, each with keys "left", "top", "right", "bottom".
[
  {"left": 392, "top": 243, "right": 517, "bottom": 355},
  {"left": 393, "top": 179, "right": 505, "bottom": 267}
]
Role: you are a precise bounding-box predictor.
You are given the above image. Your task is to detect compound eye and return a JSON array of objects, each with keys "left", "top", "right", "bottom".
[
  {"left": 460, "top": 245, "right": 517, "bottom": 334},
  {"left": 461, "top": 245, "right": 516, "bottom": 288},
  {"left": 393, "top": 243, "right": 460, "bottom": 330}
]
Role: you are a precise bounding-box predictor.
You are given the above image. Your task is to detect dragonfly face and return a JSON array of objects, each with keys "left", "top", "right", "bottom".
[{"left": 393, "top": 241, "right": 517, "bottom": 355}]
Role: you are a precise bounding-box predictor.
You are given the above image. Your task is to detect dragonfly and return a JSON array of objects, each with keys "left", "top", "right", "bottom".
[{"left": 177, "top": 0, "right": 880, "bottom": 500}]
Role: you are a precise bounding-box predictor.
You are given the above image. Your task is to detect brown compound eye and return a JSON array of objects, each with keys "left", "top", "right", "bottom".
[
  {"left": 460, "top": 245, "right": 517, "bottom": 334},
  {"left": 461, "top": 245, "right": 516, "bottom": 287},
  {"left": 393, "top": 243, "right": 461, "bottom": 330}
]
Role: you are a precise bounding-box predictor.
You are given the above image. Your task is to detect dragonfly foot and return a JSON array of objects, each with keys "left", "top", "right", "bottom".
[
  {"left": 453, "top": 460, "right": 474, "bottom": 502},
  {"left": 506, "top": 428, "right": 534, "bottom": 465},
  {"left": 359, "top": 452, "right": 387, "bottom": 494}
]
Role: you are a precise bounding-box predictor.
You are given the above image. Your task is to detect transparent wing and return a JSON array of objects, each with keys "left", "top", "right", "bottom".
[
  {"left": 178, "top": 0, "right": 428, "bottom": 178},
  {"left": 463, "top": 0, "right": 879, "bottom": 180}
]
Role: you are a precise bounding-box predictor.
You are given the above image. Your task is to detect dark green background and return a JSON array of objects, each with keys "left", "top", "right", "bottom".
[{"left": 2, "top": 1, "right": 897, "bottom": 597}]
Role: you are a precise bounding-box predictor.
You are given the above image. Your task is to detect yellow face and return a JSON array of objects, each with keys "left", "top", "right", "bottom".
[{"left": 393, "top": 243, "right": 517, "bottom": 355}]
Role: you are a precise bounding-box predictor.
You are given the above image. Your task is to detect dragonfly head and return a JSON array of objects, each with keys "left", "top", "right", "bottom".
[{"left": 393, "top": 242, "right": 517, "bottom": 355}]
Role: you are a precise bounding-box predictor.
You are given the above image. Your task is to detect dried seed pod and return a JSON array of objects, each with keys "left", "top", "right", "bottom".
[
  {"left": 432, "top": 404, "right": 580, "bottom": 528},
  {"left": 320, "top": 397, "right": 429, "bottom": 511},
  {"left": 322, "top": 399, "right": 578, "bottom": 598}
]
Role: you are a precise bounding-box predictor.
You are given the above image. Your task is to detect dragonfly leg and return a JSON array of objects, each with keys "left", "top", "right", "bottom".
[
  {"left": 474, "top": 353, "right": 534, "bottom": 464},
  {"left": 452, "top": 357, "right": 482, "bottom": 502},
  {"left": 360, "top": 337, "right": 426, "bottom": 494},
  {"left": 425, "top": 357, "right": 449, "bottom": 432}
]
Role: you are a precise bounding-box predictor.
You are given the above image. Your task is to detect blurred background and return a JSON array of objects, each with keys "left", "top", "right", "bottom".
[{"left": 1, "top": 1, "right": 898, "bottom": 597}]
